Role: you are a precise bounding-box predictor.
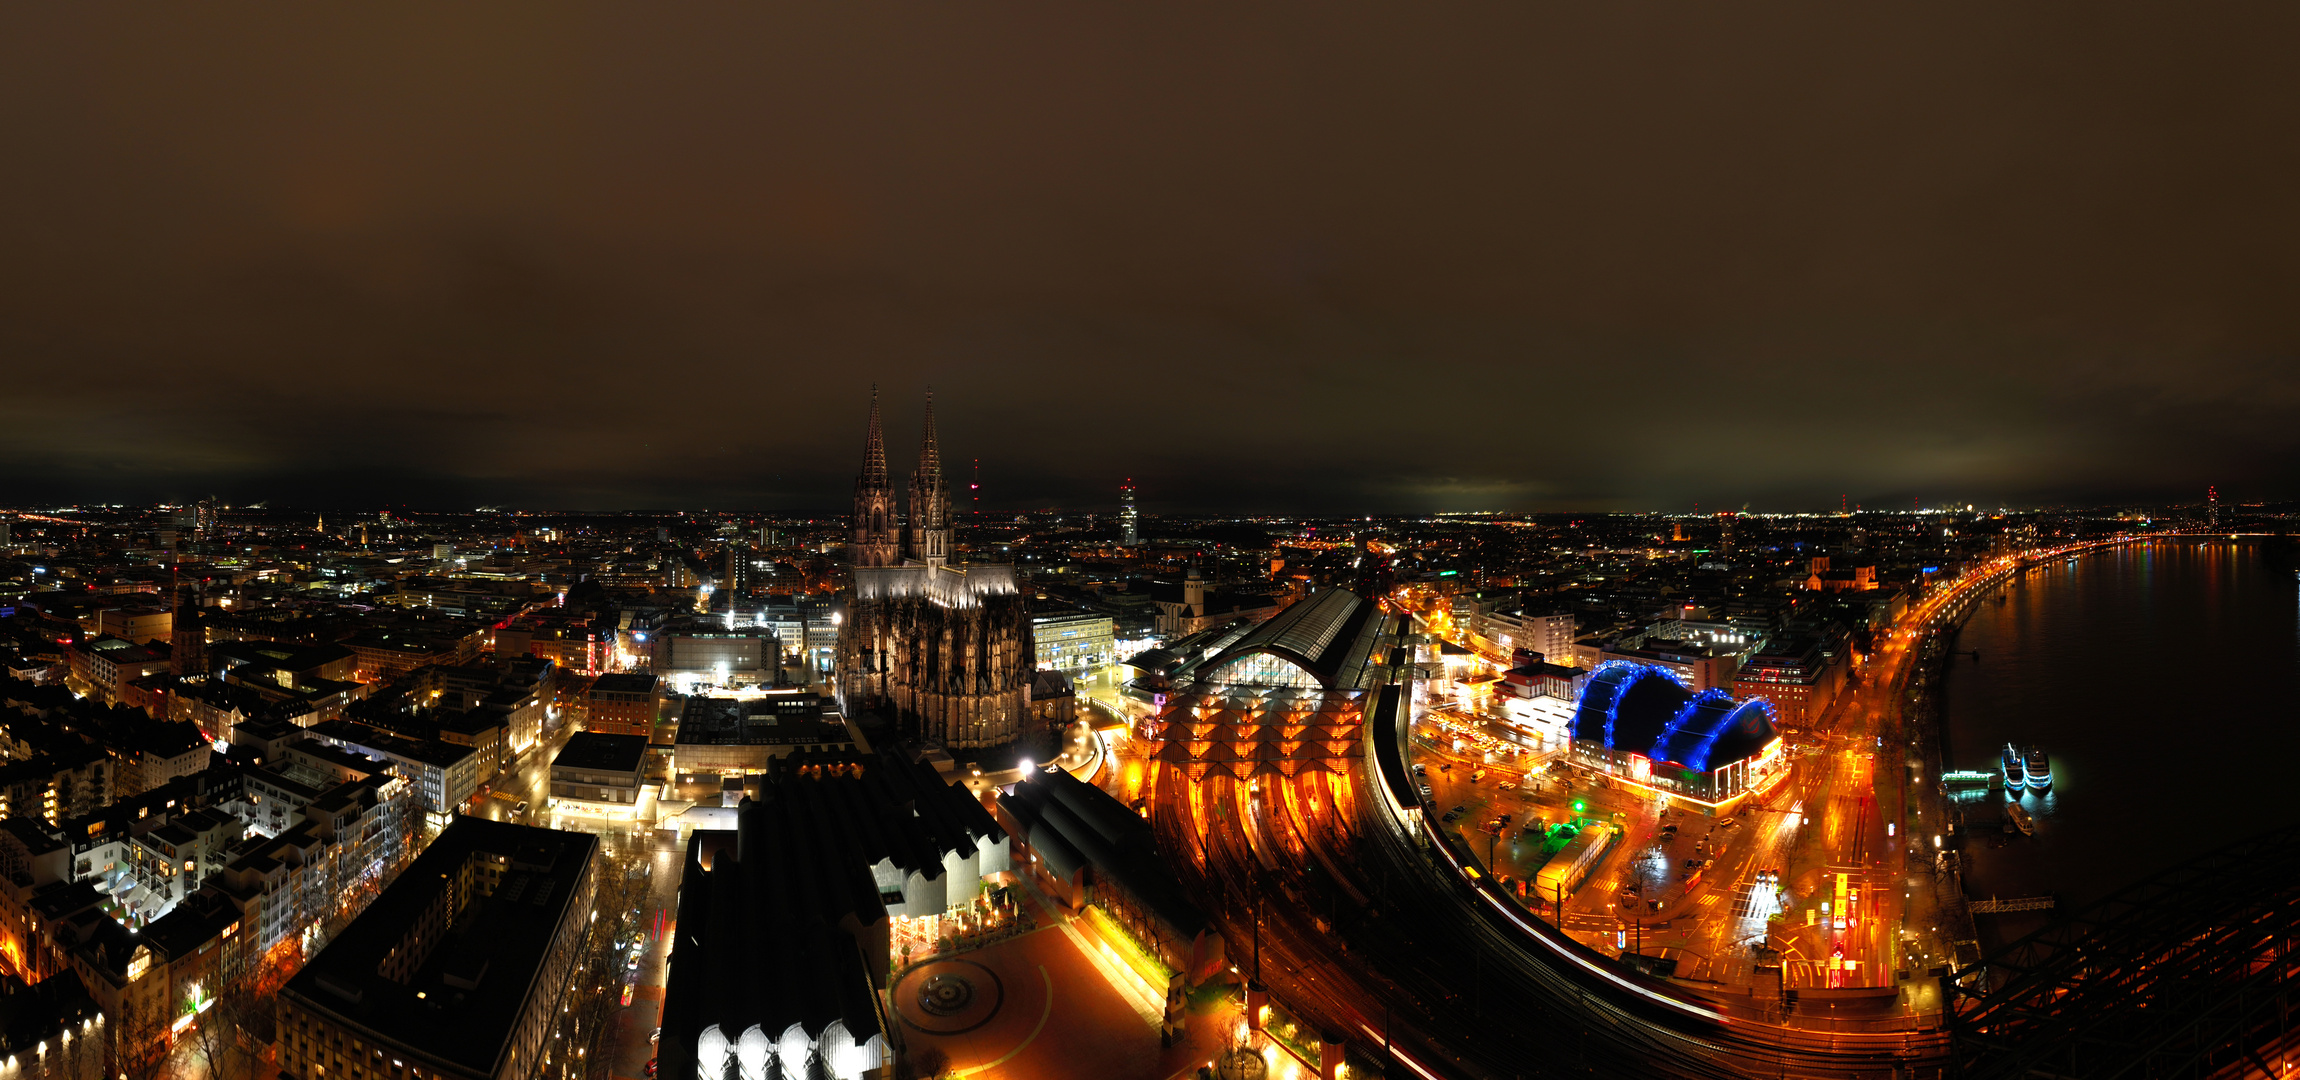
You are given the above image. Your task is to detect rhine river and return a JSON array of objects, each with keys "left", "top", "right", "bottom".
[{"left": 1940, "top": 538, "right": 2300, "bottom": 946}]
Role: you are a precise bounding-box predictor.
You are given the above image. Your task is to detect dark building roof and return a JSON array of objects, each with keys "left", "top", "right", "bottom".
[
  {"left": 658, "top": 751, "right": 1001, "bottom": 1076},
  {"left": 135, "top": 719, "right": 209, "bottom": 759},
  {"left": 0, "top": 969, "right": 97, "bottom": 1059},
  {"left": 1571, "top": 662, "right": 1692, "bottom": 752},
  {"left": 1570, "top": 662, "right": 1781, "bottom": 773},
  {"left": 673, "top": 697, "right": 847, "bottom": 748},
  {"left": 309, "top": 719, "right": 478, "bottom": 770},
  {"left": 551, "top": 732, "right": 649, "bottom": 774},
  {"left": 1029, "top": 670, "right": 1074, "bottom": 701},
  {"left": 1002, "top": 765, "right": 1205, "bottom": 940},
  {"left": 281, "top": 819, "right": 596, "bottom": 1080},
  {"left": 587, "top": 673, "right": 657, "bottom": 696},
  {"left": 1673, "top": 697, "right": 1777, "bottom": 772},
  {"left": 762, "top": 750, "right": 1005, "bottom": 887}
]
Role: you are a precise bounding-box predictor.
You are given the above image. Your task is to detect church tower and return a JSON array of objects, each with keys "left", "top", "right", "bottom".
[
  {"left": 851, "top": 387, "right": 900, "bottom": 568},
  {"left": 907, "top": 391, "right": 951, "bottom": 568},
  {"left": 171, "top": 584, "right": 207, "bottom": 677},
  {"left": 837, "top": 386, "right": 1032, "bottom": 749}
]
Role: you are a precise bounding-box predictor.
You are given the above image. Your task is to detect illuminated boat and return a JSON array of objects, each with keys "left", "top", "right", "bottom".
[
  {"left": 2005, "top": 800, "right": 2035, "bottom": 836},
  {"left": 2000, "top": 744, "right": 2025, "bottom": 792},
  {"left": 2025, "top": 747, "right": 2051, "bottom": 792}
]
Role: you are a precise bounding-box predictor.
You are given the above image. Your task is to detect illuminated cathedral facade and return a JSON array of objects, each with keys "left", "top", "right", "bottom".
[{"left": 835, "top": 389, "right": 1035, "bottom": 749}]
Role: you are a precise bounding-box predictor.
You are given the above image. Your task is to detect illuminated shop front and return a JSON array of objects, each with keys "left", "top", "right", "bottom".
[{"left": 1566, "top": 662, "right": 1786, "bottom": 809}]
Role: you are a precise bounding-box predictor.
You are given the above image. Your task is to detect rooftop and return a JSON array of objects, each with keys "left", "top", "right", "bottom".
[
  {"left": 1192, "top": 587, "right": 1387, "bottom": 689},
  {"left": 672, "top": 697, "right": 847, "bottom": 747},
  {"left": 587, "top": 673, "right": 658, "bottom": 696},
  {"left": 550, "top": 732, "right": 649, "bottom": 774},
  {"left": 281, "top": 818, "right": 596, "bottom": 1079}
]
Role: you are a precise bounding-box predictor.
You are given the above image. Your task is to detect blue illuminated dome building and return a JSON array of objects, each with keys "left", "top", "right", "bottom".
[{"left": 1567, "top": 661, "right": 1786, "bottom": 807}]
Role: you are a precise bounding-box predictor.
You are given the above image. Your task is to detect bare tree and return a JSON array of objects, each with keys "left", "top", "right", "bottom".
[
  {"left": 101, "top": 999, "right": 168, "bottom": 1080},
  {"left": 567, "top": 845, "right": 653, "bottom": 1080},
  {"left": 184, "top": 983, "right": 260, "bottom": 1080}
]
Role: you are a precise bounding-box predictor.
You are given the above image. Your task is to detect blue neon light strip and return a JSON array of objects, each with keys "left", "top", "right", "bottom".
[
  {"left": 1602, "top": 664, "right": 1683, "bottom": 750},
  {"left": 1685, "top": 699, "right": 1775, "bottom": 773},
  {"left": 1651, "top": 688, "right": 1732, "bottom": 766},
  {"left": 1570, "top": 661, "right": 1641, "bottom": 747}
]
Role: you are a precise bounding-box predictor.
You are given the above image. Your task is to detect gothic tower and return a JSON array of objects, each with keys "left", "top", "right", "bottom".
[
  {"left": 837, "top": 387, "right": 1034, "bottom": 749},
  {"left": 851, "top": 387, "right": 900, "bottom": 568},
  {"left": 907, "top": 391, "right": 951, "bottom": 567}
]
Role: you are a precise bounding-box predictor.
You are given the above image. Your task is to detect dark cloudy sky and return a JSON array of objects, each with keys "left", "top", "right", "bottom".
[{"left": 5, "top": 3, "right": 2298, "bottom": 514}]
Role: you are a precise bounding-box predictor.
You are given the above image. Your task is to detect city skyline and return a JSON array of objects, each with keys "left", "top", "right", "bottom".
[{"left": 0, "top": 385, "right": 2262, "bottom": 518}]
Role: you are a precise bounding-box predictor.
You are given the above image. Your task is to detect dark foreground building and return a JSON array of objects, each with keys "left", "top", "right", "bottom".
[
  {"left": 658, "top": 750, "right": 1009, "bottom": 1080},
  {"left": 276, "top": 819, "right": 597, "bottom": 1080},
  {"left": 1000, "top": 765, "right": 1223, "bottom": 986}
]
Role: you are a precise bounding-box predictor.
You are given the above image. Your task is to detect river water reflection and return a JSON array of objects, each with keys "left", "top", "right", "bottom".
[{"left": 1940, "top": 539, "right": 2300, "bottom": 946}]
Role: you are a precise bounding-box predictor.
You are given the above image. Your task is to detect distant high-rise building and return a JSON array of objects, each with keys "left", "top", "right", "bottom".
[
  {"left": 2209, "top": 485, "right": 2221, "bottom": 529},
  {"left": 0, "top": 520, "right": 13, "bottom": 547},
  {"left": 723, "top": 546, "right": 751, "bottom": 596},
  {"left": 1120, "top": 478, "right": 1138, "bottom": 547}
]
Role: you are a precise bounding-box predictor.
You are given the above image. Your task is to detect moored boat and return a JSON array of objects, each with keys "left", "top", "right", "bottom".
[
  {"left": 2025, "top": 746, "right": 2051, "bottom": 792},
  {"left": 2001, "top": 743, "right": 2026, "bottom": 792},
  {"left": 2006, "top": 800, "right": 2035, "bottom": 836}
]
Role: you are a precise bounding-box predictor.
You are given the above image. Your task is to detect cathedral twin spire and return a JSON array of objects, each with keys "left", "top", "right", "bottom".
[
  {"left": 907, "top": 391, "right": 951, "bottom": 566},
  {"left": 851, "top": 386, "right": 950, "bottom": 568},
  {"left": 851, "top": 386, "right": 900, "bottom": 567}
]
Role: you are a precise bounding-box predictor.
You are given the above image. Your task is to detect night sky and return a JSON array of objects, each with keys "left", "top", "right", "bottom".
[{"left": 5, "top": 4, "right": 2299, "bottom": 514}]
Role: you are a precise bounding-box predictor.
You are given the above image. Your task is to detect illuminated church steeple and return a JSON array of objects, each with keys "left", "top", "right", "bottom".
[
  {"left": 851, "top": 386, "right": 900, "bottom": 568},
  {"left": 907, "top": 390, "right": 951, "bottom": 567}
]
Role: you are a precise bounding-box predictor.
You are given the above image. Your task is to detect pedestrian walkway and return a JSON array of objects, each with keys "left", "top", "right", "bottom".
[{"left": 891, "top": 889, "right": 1237, "bottom": 1080}]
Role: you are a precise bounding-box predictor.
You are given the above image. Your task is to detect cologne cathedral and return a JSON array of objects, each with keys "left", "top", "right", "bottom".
[{"left": 835, "top": 390, "right": 1035, "bottom": 749}]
